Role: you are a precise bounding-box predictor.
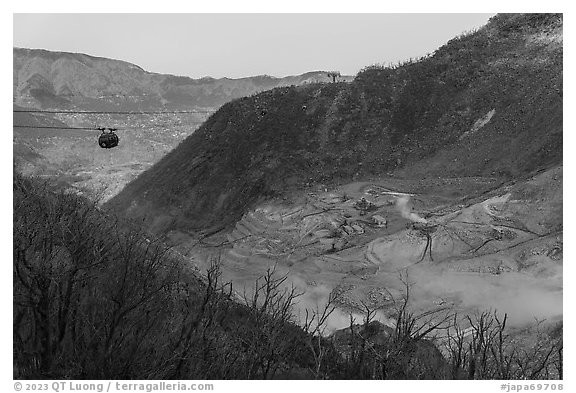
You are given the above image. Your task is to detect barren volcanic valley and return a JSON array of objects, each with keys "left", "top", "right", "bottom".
[{"left": 13, "top": 13, "right": 563, "bottom": 380}]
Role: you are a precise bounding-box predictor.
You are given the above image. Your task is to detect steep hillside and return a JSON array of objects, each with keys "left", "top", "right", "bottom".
[
  {"left": 13, "top": 47, "right": 351, "bottom": 111},
  {"left": 106, "top": 13, "right": 562, "bottom": 233},
  {"left": 13, "top": 172, "right": 315, "bottom": 379},
  {"left": 13, "top": 48, "right": 353, "bottom": 200},
  {"left": 14, "top": 174, "right": 562, "bottom": 380}
]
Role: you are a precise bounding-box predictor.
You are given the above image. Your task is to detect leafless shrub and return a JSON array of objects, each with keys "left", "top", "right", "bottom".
[
  {"left": 444, "top": 311, "right": 562, "bottom": 380},
  {"left": 238, "top": 266, "right": 306, "bottom": 379},
  {"left": 303, "top": 290, "right": 340, "bottom": 378},
  {"left": 13, "top": 173, "right": 562, "bottom": 380}
]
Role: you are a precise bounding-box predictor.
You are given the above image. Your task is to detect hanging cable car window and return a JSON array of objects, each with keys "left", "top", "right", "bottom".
[{"left": 98, "top": 128, "right": 119, "bottom": 149}]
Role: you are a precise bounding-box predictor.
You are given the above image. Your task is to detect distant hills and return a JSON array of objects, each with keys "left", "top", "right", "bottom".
[
  {"left": 105, "top": 13, "right": 563, "bottom": 233},
  {"left": 13, "top": 47, "right": 353, "bottom": 111},
  {"left": 13, "top": 48, "right": 354, "bottom": 200}
]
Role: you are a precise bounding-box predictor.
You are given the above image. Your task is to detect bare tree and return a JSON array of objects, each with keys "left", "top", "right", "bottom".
[
  {"left": 445, "top": 310, "right": 563, "bottom": 380},
  {"left": 240, "top": 266, "right": 304, "bottom": 379},
  {"left": 327, "top": 71, "right": 341, "bottom": 83},
  {"left": 303, "top": 291, "right": 340, "bottom": 379}
]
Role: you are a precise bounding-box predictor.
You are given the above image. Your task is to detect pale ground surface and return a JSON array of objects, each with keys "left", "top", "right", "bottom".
[{"left": 170, "top": 166, "right": 563, "bottom": 333}]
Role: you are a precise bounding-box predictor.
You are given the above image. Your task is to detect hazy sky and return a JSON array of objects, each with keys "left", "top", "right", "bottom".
[{"left": 13, "top": 13, "right": 494, "bottom": 79}]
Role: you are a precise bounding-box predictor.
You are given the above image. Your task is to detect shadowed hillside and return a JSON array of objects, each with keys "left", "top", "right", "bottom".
[
  {"left": 14, "top": 173, "right": 562, "bottom": 379},
  {"left": 13, "top": 49, "right": 353, "bottom": 201},
  {"left": 13, "top": 172, "right": 315, "bottom": 379},
  {"left": 106, "top": 13, "right": 562, "bottom": 234}
]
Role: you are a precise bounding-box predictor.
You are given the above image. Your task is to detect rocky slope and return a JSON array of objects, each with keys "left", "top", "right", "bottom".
[{"left": 106, "top": 13, "right": 562, "bottom": 234}]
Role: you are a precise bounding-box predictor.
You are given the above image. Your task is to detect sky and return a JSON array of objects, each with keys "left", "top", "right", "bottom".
[{"left": 13, "top": 13, "right": 495, "bottom": 79}]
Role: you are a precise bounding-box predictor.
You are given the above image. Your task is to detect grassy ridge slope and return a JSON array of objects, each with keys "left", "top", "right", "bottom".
[{"left": 106, "top": 13, "right": 562, "bottom": 233}]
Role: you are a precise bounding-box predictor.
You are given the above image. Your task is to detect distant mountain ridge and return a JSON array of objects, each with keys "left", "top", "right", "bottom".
[{"left": 13, "top": 47, "right": 352, "bottom": 110}]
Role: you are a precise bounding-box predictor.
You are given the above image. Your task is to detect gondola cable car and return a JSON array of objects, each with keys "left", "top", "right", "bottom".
[{"left": 98, "top": 127, "right": 119, "bottom": 149}]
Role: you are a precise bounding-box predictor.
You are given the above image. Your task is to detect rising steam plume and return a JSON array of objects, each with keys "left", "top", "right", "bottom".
[{"left": 396, "top": 196, "right": 428, "bottom": 223}]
